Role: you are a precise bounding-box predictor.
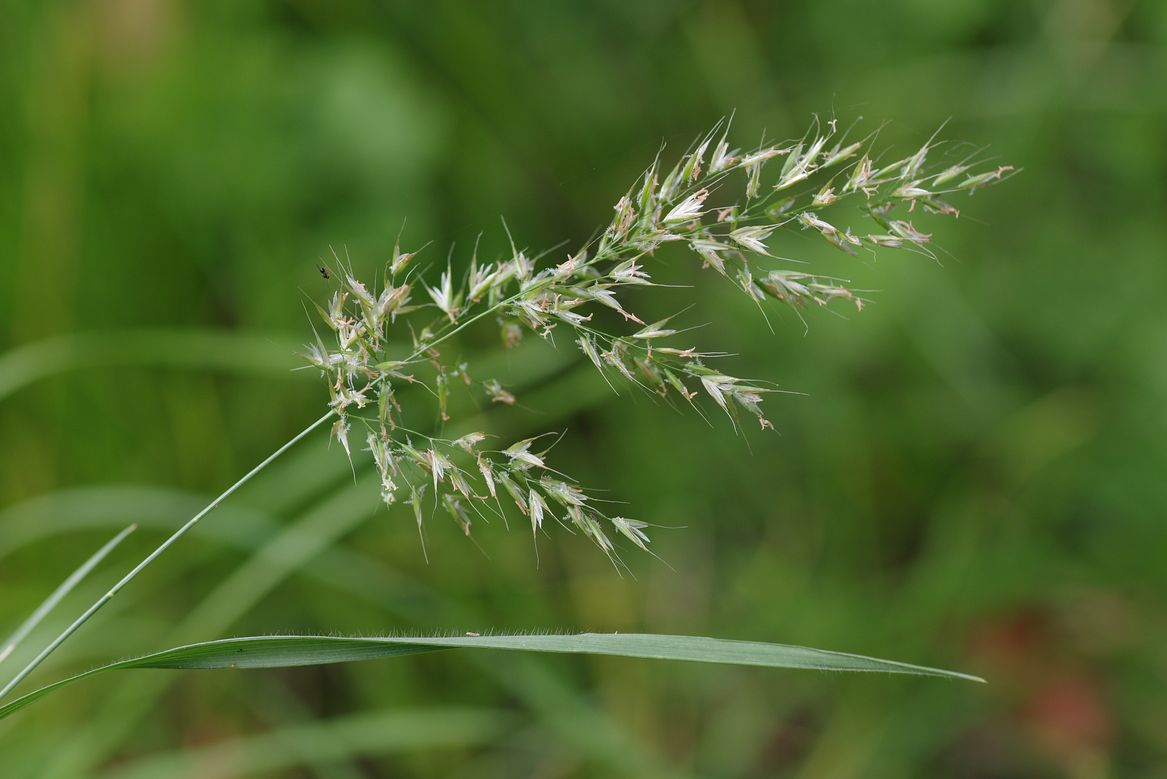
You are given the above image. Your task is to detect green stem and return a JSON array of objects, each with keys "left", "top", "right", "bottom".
[
  {"left": 0, "top": 525, "right": 138, "bottom": 667},
  {"left": 0, "top": 410, "right": 336, "bottom": 703}
]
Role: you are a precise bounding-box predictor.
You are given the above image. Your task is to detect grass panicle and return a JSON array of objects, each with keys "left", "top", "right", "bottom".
[{"left": 308, "top": 117, "right": 1013, "bottom": 560}]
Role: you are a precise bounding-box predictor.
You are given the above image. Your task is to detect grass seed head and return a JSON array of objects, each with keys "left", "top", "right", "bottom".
[{"left": 303, "top": 115, "right": 1010, "bottom": 558}]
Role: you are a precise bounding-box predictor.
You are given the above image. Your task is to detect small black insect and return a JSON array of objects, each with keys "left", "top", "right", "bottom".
[{"left": 318, "top": 266, "right": 331, "bottom": 280}]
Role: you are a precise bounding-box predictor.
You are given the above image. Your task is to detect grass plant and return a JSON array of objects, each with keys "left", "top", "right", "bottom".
[{"left": 0, "top": 117, "right": 1009, "bottom": 728}]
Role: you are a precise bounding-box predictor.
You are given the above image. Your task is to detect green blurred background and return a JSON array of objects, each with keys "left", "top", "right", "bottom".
[{"left": 1, "top": 1, "right": 1165, "bottom": 777}]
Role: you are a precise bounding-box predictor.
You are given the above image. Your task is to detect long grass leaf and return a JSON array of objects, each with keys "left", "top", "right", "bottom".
[{"left": 0, "top": 632, "right": 982, "bottom": 721}]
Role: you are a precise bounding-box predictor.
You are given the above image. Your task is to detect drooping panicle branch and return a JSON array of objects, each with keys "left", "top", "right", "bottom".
[{"left": 306, "top": 116, "right": 1013, "bottom": 558}]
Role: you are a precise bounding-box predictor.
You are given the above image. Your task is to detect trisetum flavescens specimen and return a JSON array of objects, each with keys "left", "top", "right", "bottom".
[{"left": 0, "top": 117, "right": 1012, "bottom": 713}]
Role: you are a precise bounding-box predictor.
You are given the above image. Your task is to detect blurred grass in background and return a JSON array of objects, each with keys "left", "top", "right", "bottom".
[{"left": 1, "top": 0, "right": 1165, "bottom": 776}]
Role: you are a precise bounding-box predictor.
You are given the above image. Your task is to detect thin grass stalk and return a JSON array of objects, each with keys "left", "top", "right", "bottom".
[
  {"left": 0, "top": 411, "right": 335, "bottom": 702},
  {"left": 0, "top": 525, "right": 137, "bottom": 667}
]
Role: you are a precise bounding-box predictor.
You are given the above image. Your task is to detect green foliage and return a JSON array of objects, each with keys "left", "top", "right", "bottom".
[
  {"left": 0, "top": 526, "right": 135, "bottom": 666},
  {"left": 0, "top": 116, "right": 998, "bottom": 728},
  {"left": 0, "top": 632, "right": 981, "bottom": 721},
  {"left": 2, "top": 1, "right": 1165, "bottom": 777}
]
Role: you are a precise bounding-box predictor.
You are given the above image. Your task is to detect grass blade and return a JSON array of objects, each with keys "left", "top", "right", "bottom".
[
  {"left": 0, "top": 632, "right": 983, "bottom": 721},
  {"left": 0, "top": 525, "right": 137, "bottom": 668}
]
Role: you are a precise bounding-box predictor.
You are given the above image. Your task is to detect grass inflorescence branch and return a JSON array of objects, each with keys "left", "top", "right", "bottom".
[{"left": 309, "top": 116, "right": 1013, "bottom": 562}]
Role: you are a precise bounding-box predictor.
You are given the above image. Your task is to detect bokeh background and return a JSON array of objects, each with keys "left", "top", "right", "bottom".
[{"left": 2, "top": 1, "right": 1165, "bottom": 777}]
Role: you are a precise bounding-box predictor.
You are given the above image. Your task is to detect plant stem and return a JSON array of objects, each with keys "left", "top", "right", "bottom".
[
  {"left": 0, "top": 410, "right": 336, "bottom": 703},
  {"left": 0, "top": 525, "right": 138, "bottom": 667}
]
